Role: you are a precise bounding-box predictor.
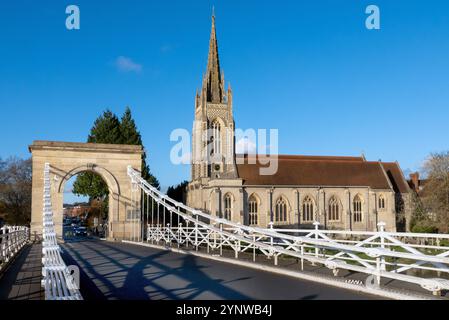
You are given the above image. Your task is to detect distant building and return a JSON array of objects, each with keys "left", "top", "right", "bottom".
[
  {"left": 63, "top": 204, "right": 90, "bottom": 218},
  {"left": 63, "top": 200, "right": 108, "bottom": 228},
  {"left": 408, "top": 172, "right": 427, "bottom": 194},
  {"left": 407, "top": 172, "right": 436, "bottom": 222},
  {"left": 186, "top": 13, "right": 412, "bottom": 232}
]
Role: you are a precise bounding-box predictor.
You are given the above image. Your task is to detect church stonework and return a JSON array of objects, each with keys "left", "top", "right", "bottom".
[
  {"left": 187, "top": 14, "right": 412, "bottom": 232},
  {"left": 191, "top": 13, "right": 237, "bottom": 183}
]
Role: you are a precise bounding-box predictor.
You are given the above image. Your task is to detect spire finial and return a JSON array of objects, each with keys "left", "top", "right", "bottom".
[{"left": 212, "top": 6, "right": 215, "bottom": 18}]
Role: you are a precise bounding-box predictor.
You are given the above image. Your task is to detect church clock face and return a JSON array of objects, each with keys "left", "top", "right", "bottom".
[{"left": 214, "top": 164, "right": 221, "bottom": 171}]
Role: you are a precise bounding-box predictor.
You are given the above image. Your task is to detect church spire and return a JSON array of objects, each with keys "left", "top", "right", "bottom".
[{"left": 204, "top": 9, "right": 223, "bottom": 103}]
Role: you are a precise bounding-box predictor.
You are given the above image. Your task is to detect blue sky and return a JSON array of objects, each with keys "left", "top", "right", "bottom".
[{"left": 1, "top": 1, "right": 449, "bottom": 203}]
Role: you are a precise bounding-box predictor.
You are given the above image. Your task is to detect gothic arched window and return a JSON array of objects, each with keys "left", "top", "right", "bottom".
[
  {"left": 328, "top": 196, "right": 340, "bottom": 221},
  {"left": 302, "top": 196, "right": 314, "bottom": 222},
  {"left": 211, "top": 120, "right": 221, "bottom": 156},
  {"left": 378, "top": 194, "right": 386, "bottom": 210},
  {"left": 353, "top": 195, "right": 363, "bottom": 223},
  {"left": 248, "top": 195, "right": 258, "bottom": 226},
  {"left": 224, "top": 193, "right": 232, "bottom": 221},
  {"left": 275, "top": 197, "right": 288, "bottom": 223}
]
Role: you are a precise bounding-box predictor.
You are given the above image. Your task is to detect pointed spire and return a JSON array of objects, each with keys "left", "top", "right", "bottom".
[{"left": 204, "top": 8, "right": 223, "bottom": 103}]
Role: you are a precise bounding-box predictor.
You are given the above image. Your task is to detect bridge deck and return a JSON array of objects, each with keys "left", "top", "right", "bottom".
[
  {"left": 60, "top": 239, "right": 377, "bottom": 300},
  {"left": 0, "top": 244, "right": 44, "bottom": 300}
]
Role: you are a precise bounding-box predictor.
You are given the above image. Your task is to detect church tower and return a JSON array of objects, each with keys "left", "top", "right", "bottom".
[{"left": 191, "top": 12, "right": 237, "bottom": 182}]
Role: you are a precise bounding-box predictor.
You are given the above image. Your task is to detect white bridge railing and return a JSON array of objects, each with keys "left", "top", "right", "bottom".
[
  {"left": 128, "top": 166, "right": 449, "bottom": 297},
  {"left": 0, "top": 226, "right": 29, "bottom": 271},
  {"left": 42, "top": 163, "right": 82, "bottom": 300}
]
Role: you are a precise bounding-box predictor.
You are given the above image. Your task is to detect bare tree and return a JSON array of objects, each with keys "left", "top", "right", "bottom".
[
  {"left": 416, "top": 151, "right": 449, "bottom": 233},
  {"left": 0, "top": 157, "right": 32, "bottom": 226}
]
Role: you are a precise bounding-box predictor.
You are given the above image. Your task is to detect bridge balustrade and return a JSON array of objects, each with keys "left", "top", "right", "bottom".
[
  {"left": 127, "top": 166, "right": 449, "bottom": 297},
  {"left": 41, "top": 163, "right": 82, "bottom": 300},
  {"left": 0, "top": 226, "right": 29, "bottom": 271}
]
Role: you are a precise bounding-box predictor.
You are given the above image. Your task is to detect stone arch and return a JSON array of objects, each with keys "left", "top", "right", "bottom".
[
  {"left": 327, "top": 195, "right": 342, "bottom": 222},
  {"left": 209, "top": 118, "right": 225, "bottom": 156},
  {"left": 352, "top": 193, "right": 364, "bottom": 223},
  {"left": 29, "top": 141, "right": 143, "bottom": 241},
  {"left": 274, "top": 194, "right": 291, "bottom": 224},
  {"left": 248, "top": 192, "right": 262, "bottom": 206},
  {"left": 56, "top": 164, "right": 120, "bottom": 196},
  {"left": 248, "top": 193, "right": 261, "bottom": 226},
  {"left": 301, "top": 193, "right": 317, "bottom": 205},
  {"left": 378, "top": 193, "right": 386, "bottom": 210},
  {"left": 353, "top": 193, "right": 365, "bottom": 204},
  {"left": 54, "top": 165, "right": 123, "bottom": 240},
  {"left": 301, "top": 194, "right": 316, "bottom": 223},
  {"left": 209, "top": 116, "right": 226, "bottom": 128},
  {"left": 223, "top": 192, "right": 235, "bottom": 221}
]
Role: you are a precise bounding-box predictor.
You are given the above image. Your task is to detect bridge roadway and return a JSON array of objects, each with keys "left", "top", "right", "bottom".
[
  {"left": 0, "top": 244, "right": 44, "bottom": 300},
  {"left": 57, "top": 239, "right": 377, "bottom": 300}
]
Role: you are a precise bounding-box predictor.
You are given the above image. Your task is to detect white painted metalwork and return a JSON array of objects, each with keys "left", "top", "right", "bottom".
[
  {"left": 42, "top": 163, "right": 82, "bottom": 300},
  {"left": 127, "top": 166, "right": 449, "bottom": 296},
  {"left": 0, "top": 225, "right": 29, "bottom": 271}
]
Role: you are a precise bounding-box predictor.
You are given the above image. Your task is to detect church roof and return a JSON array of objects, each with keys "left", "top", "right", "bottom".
[
  {"left": 236, "top": 154, "right": 409, "bottom": 192},
  {"left": 379, "top": 162, "right": 411, "bottom": 193}
]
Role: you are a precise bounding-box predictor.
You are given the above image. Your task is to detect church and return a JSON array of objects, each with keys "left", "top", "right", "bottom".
[{"left": 186, "top": 13, "right": 412, "bottom": 232}]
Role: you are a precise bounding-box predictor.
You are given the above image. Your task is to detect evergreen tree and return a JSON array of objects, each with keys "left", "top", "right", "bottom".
[
  {"left": 166, "top": 181, "right": 188, "bottom": 204},
  {"left": 73, "top": 110, "right": 121, "bottom": 202},
  {"left": 73, "top": 108, "right": 160, "bottom": 207},
  {"left": 120, "top": 107, "right": 142, "bottom": 145},
  {"left": 88, "top": 110, "right": 122, "bottom": 144},
  {"left": 120, "top": 107, "right": 160, "bottom": 189}
]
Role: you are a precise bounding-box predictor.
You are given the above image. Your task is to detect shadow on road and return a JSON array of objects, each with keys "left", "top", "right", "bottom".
[
  {"left": 61, "top": 240, "right": 251, "bottom": 300},
  {"left": 0, "top": 244, "right": 44, "bottom": 300}
]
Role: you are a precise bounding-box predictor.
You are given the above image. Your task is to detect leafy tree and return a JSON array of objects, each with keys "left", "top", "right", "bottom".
[
  {"left": 72, "top": 171, "right": 109, "bottom": 201},
  {"left": 166, "top": 181, "right": 188, "bottom": 204},
  {"left": 0, "top": 157, "right": 32, "bottom": 225}
]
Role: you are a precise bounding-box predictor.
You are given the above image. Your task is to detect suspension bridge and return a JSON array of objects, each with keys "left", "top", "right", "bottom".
[{"left": 1, "top": 160, "right": 449, "bottom": 300}]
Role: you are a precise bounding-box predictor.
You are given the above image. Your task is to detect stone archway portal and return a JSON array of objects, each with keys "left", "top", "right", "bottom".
[{"left": 29, "top": 141, "right": 143, "bottom": 241}]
